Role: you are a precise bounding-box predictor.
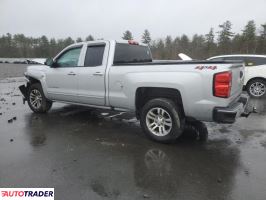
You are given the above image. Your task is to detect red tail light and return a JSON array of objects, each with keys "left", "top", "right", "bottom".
[{"left": 214, "top": 71, "right": 232, "bottom": 98}]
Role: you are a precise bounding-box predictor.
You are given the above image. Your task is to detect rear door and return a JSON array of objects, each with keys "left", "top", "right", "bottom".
[
  {"left": 77, "top": 42, "right": 108, "bottom": 105},
  {"left": 45, "top": 46, "right": 82, "bottom": 102}
]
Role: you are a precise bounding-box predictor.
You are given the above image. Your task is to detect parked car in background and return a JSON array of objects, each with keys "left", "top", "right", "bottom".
[{"left": 208, "top": 55, "right": 266, "bottom": 98}]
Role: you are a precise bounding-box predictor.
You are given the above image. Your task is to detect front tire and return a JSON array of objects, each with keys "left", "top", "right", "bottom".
[
  {"left": 27, "top": 83, "right": 52, "bottom": 113},
  {"left": 140, "top": 98, "right": 185, "bottom": 143},
  {"left": 246, "top": 79, "right": 266, "bottom": 98}
]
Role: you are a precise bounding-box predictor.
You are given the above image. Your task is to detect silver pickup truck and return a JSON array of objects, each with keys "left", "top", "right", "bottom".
[{"left": 19, "top": 40, "right": 250, "bottom": 143}]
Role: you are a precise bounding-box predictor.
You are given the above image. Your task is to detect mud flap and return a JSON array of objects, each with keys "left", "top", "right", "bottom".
[{"left": 19, "top": 84, "right": 28, "bottom": 104}]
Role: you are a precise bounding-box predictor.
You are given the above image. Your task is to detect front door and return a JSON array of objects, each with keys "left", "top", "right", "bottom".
[{"left": 46, "top": 46, "right": 82, "bottom": 102}]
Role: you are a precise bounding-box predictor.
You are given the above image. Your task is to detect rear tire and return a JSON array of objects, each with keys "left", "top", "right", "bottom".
[
  {"left": 246, "top": 79, "right": 266, "bottom": 98},
  {"left": 27, "top": 83, "right": 52, "bottom": 113},
  {"left": 140, "top": 98, "right": 185, "bottom": 143}
]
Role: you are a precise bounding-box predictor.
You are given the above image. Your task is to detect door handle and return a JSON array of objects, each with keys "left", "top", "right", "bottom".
[
  {"left": 93, "top": 72, "right": 104, "bottom": 76},
  {"left": 67, "top": 72, "right": 76, "bottom": 76}
]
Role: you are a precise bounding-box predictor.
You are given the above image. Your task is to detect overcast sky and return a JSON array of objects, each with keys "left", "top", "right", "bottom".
[{"left": 1, "top": 0, "right": 266, "bottom": 41}]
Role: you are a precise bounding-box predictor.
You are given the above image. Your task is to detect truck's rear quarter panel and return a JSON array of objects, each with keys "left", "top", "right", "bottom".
[{"left": 108, "top": 62, "right": 244, "bottom": 121}]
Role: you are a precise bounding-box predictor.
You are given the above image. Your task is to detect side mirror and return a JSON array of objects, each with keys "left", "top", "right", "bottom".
[{"left": 44, "top": 58, "right": 55, "bottom": 67}]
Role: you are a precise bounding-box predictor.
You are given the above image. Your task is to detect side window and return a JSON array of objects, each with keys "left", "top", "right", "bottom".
[
  {"left": 244, "top": 57, "right": 266, "bottom": 66},
  {"left": 256, "top": 57, "right": 266, "bottom": 66},
  {"left": 56, "top": 47, "right": 82, "bottom": 67},
  {"left": 223, "top": 57, "right": 244, "bottom": 62},
  {"left": 219, "top": 57, "right": 231, "bottom": 60},
  {"left": 84, "top": 45, "right": 105, "bottom": 67},
  {"left": 222, "top": 57, "right": 246, "bottom": 66},
  {"left": 210, "top": 57, "right": 224, "bottom": 61},
  {"left": 244, "top": 57, "right": 255, "bottom": 66}
]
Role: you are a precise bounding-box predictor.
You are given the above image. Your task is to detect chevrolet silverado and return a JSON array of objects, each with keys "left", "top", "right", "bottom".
[{"left": 19, "top": 40, "right": 250, "bottom": 143}]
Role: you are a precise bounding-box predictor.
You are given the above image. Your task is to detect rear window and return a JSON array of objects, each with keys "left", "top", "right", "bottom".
[
  {"left": 244, "top": 57, "right": 266, "bottom": 66},
  {"left": 113, "top": 43, "right": 152, "bottom": 64},
  {"left": 84, "top": 45, "right": 105, "bottom": 67}
]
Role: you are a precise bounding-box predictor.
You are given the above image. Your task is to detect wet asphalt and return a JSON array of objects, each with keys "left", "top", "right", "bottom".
[
  {"left": 0, "top": 63, "right": 28, "bottom": 79},
  {"left": 0, "top": 66, "right": 266, "bottom": 200}
]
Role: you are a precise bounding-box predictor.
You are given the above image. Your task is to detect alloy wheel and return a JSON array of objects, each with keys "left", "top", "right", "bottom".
[
  {"left": 249, "top": 82, "right": 266, "bottom": 97},
  {"left": 146, "top": 107, "right": 172, "bottom": 136},
  {"left": 29, "top": 89, "right": 42, "bottom": 109}
]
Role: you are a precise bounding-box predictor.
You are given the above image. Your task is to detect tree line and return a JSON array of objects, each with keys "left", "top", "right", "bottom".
[
  {"left": 0, "top": 34, "right": 94, "bottom": 58},
  {"left": 0, "top": 20, "right": 265, "bottom": 60}
]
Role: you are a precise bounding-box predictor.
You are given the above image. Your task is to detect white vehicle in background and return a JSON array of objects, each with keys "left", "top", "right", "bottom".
[
  {"left": 208, "top": 55, "right": 266, "bottom": 98},
  {"left": 178, "top": 53, "right": 192, "bottom": 61}
]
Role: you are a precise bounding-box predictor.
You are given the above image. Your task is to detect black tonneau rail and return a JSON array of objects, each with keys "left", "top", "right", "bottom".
[{"left": 113, "top": 60, "right": 243, "bottom": 66}]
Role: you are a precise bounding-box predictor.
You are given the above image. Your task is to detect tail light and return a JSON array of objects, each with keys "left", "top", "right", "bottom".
[{"left": 214, "top": 71, "right": 232, "bottom": 98}]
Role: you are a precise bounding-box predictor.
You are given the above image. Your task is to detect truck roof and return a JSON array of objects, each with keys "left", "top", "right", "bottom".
[{"left": 69, "top": 39, "right": 147, "bottom": 47}]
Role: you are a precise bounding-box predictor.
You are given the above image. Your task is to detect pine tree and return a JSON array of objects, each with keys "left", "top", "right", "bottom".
[
  {"left": 261, "top": 23, "right": 266, "bottom": 38},
  {"left": 141, "top": 29, "right": 151, "bottom": 45},
  {"left": 64, "top": 37, "right": 75, "bottom": 47},
  {"left": 205, "top": 28, "right": 216, "bottom": 57},
  {"left": 156, "top": 39, "right": 166, "bottom": 59},
  {"left": 85, "top": 35, "right": 94, "bottom": 41},
  {"left": 242, "top": 20, "right": 256, "bottom": 53},
  {"left": 13, "top": 34, "right": 27, "bottom": 57},
  {"left": 191, "top": 34, "right": 205, "bottom": 59},
  {"left": 76, "top": 37, "right": 83, "bottom": 43},
  {"left": 257, "top": 23, "right": 266, "bottom": 54},
  {"left": 165, "top": 35, "right": 173, "bottom": 59},
  {"left": 39, "top": 35, "right": 50, "bottom": 57},
  {"left": 205, "top": 28, "right": 215, "bottom": 44},
  {"left": 2, "top": 34, "right": 18, "bottom": 57},
  {"left": 122, "top": 30, "right": 133, "bottom": 40},
  {"left": 231, "top": 34, "right": 244, "bottom": 53},
  {"left": 179, "top": 34, "right": 190, "bottom": 54},
  {"left": 217, "top": 20, "right": 234, "bottom": 54},
  {"left": 150, "top": 39, "right": 165, "bottom": 59},
  {"left": 172, "top": 37, "right": 181, "bottom": 59},
  {"left": 49, "top": 38, "right": 57, "bottom": 56}
]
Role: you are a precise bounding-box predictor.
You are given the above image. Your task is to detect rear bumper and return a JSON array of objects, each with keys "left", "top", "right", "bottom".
[{"left": 213, "top": 94, "right": 250, "bottom": 123}]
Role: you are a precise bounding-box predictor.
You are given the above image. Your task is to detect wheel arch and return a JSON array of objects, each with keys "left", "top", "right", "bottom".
[
  {"left": 135, "top": 87, "right": 185, "bottom": 119},
  {"left": 245, "top": 77, "right": 266, "bottom": 90},
  {"left": 26, "top": 76, "right": 48, "bottom": 98},
  {"left": 28, "top": 76, "right": 41, "bottom": 84}
]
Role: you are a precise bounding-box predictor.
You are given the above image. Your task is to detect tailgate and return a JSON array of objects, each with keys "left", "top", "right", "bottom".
[{"left": 230, "top": 63, "right": 245, "bottom": 96}]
